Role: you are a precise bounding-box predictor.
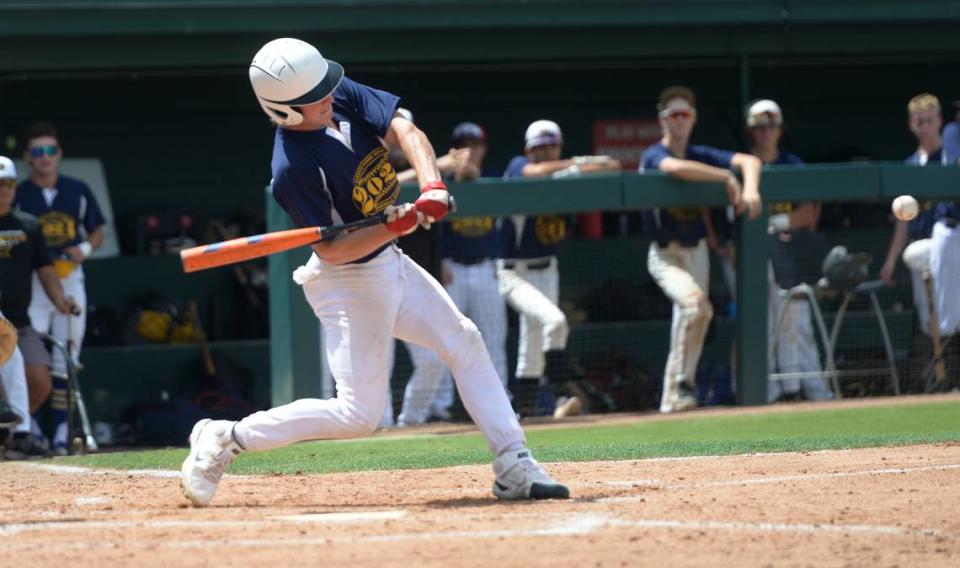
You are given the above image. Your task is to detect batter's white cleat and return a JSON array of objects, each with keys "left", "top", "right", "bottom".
[
  {"left": 180, "top": 419, "right": 244, "bottom": 507},
  {"left": 492, "top": 448, "right": 570, "bottom": 500}
]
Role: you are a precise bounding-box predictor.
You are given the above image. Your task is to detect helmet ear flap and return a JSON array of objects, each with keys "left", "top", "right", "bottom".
[{"left": 258, "top": 100, "right": 304, "bottom": 126}]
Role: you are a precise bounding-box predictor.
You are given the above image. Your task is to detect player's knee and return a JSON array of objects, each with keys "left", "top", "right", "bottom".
[
  {"left": 680, "top": 291, "right": 713, "bottom": 324},
  {"left": 340, "top": 404, "right": 383, "bottom": 437},
  {"left": 443, "top": 318, "right": 486, "bottom": 363}
]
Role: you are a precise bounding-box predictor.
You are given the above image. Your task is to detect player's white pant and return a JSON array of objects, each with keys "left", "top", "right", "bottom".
[
  {"left": 29, "top": 266, "right": 85, "bottom": 376},
  {"left": 767, "top": 268, "right": 832, "bottom": 402},
  {"left": 930, "top": 220, "right": 960, "bottom": 336},
  {"left": 0, "top": 343, "right": 31, "bottom": 434},
  {"left": 234, "top": 246, "right": 523, "bottom": 455},
  {"left": 395, "top": 340, "right": 447, "bottom": 426},
  {"left": 497, "top": 257, "right": 567, "bottom": 379},
  {"left": 902, "top": 239, "right": 932, "bottom": 337},
  {"left": 647, "top": 240, "right": 712, "bottom": 412}
]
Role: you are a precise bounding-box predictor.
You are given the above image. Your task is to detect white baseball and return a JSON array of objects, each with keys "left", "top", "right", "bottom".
[{"left": 892, "top": 195, "right": 919, "bottom": 221}]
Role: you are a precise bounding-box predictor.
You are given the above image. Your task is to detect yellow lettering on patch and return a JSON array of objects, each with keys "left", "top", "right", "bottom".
[{"left": 352, "top": 147, "right": 399, "bottom": 216}]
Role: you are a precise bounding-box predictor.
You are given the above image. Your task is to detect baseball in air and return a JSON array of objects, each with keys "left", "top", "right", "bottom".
[{"left": 892, "top": 195, "right": 919, "bottom": 221}]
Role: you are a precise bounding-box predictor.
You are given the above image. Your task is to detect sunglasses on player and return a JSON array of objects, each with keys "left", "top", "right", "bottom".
[
  {"left": 29, "top": 144, "right": 58, "bottom": 158},
  {"left": 0, "top": 179, "right": 15, "bottom": 189},
  {"left": 659, "top": 109, "right": 694, "bottom": 120}
]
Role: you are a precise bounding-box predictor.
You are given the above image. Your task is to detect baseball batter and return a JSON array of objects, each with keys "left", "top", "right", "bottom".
[
  {"left": 15, "top": 122, "right": 105, "bottom": 451},
  {"left": 641, "top": 86, "right": 762, "bottom": 413},
  {"left": 181, "top": 38, "right": 568, "bottom": 506},
  {"left": 499, "top": 120, "right": 620, "bottom": 417}
]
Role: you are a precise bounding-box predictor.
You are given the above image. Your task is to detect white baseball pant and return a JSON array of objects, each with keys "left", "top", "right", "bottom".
[
  {"left": 0, "top": 312, "right": 31, "bottom": 434},
  {"left": 497, "top": 257, "right": 567, "bottom": 379},
  {"left": 400, "top": 258, "right": 508, "bottom": 424},
  {"left": 234, "top": 246, "right": 523, "bottom": 455},
  {"left": 902, "top": 239, "right": 932, "bottom": 337},
  {"left": 647, "top": 240, "right": 712, "bottom": 412},
  {"left": 767, "top": 267, "right": 832, "bottom": 402},
  {"left": 29, "top": 267, "right": 85, "bottom": 376},
  {"left": 930, "top": 220, "right": 960, "bottom": 336}
]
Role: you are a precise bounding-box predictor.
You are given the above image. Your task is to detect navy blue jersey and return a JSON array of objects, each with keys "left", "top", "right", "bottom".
[
  {"left": 767, "top": 150, "right": 805, "bottom": 214},
  {"left": 270, "top": 76, "right": 401, "bottom": 262},
  {"left": 14, "top": 174, "right": 105, "bottom": 256},
  {"left": 500, "top": 155, "right": 567, "bottom": 258},
  {"left": 640, "top": 142, "right": 735, "bottom": 245},
  {"left": 440, "top": 216, "right": 499, "bottom": 263},
  {"left": 903, "top": 148, "right": 945, "bottom": 239},
  {"left": 934, "top": 201, "right": 960, "bottom": 222},
  {"left": 943, "top": 121, "right": 960, "bottom": 165},
  {"left": 497, "top": 215, "right": 567, "bottom": 259}
]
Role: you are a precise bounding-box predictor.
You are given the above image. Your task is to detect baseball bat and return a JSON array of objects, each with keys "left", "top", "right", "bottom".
[
  {"left": 922, "top": 272, "right": 946, "bottom": 384},
  {"left": 180, "top": 214, "right": 387, "bottom": 273}
]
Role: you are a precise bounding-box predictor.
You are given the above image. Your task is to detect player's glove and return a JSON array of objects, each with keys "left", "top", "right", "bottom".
[
  {"left": 384, "top": 203, "right": 423, "bottom": 236},
  {"left": 0, "top": 317, "right": 18, "bottom": 367},
  {"left": 415, "top": 181, "right": 451, "bottom": 225}
]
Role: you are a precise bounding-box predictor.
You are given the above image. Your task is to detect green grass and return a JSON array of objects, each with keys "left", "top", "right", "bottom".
[{"left": 56, "top": 400, "right": 960, "bottom": 475}]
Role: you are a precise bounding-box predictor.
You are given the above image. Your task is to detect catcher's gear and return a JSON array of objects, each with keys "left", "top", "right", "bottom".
[
  {"left": 0, "top": 317, "right": 17, "bottom": 367},
  {"left": 822, "top": 245, "right": 872, "bottom": 291}
]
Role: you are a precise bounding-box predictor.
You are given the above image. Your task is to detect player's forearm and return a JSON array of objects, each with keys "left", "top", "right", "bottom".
[
  {"left": 88, "top": 227, "right": 105, "bottom": 250},
  {"left": 397, "top": 126, "right": 441, "bottom": 187},
  {"left": 311, "top": 225, "right": 397, "bottom": 265},
  {"left": 37, "top": 266, "right": 69, "bottom": 306},
  {"left": 883, "top": 221, "right": 909, "bottom": 265},
  {"left": 733, "top": 153, "right": 762, "bottom": 197},
  {"left": 658, "top": 157, "right": 732, "bottom": 184},
  {"left": 521, "top": 159, "right": 574, "bottom": 177}
]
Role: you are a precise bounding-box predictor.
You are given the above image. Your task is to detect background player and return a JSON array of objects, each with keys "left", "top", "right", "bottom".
[
  {"left": 0, "top": 155, "right": 78, "bottom": 458},
  {"left": 499, "top": 120, "right": 620, "bottom": 417},
  {"left": 745, "top": 99, "right": 832, "bottom": 402},
  {"left": 180, "top": 38, "right": 568, "bottom": 506},
  {"left": 641, "top": 86, "right": 762, "bottom": 413},
  {"left": 15, "top": 122, "right": 105, "bottom": 452}
]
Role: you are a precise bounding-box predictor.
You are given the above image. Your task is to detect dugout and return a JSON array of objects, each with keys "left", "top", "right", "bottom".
[{"left": 2, "top": 1, "right": 959, "bottom": 434}]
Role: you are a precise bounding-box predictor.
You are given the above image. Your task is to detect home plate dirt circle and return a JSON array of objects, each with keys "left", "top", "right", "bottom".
[{"left": 0, "top": 442, "right": 957, "bottom": 566}]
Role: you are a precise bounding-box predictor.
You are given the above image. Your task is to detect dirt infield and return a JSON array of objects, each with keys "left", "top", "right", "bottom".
[{"left": 1, "top": 419, "right": 958, "bottom": 566}]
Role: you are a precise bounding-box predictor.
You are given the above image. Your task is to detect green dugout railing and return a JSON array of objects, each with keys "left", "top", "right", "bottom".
[{"left": 268, "top": 163, "right": 960, "bottom": 408}]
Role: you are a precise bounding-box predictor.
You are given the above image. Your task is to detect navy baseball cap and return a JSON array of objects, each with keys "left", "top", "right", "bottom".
[{"left": 451, "top": 122, "right": 486, "bottom": 147}]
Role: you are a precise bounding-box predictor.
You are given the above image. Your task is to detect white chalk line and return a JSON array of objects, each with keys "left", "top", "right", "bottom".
[
  {"left": 0, "top": 512, "right": 948, "bottom": 552},
  {"left": 599, "top": 463, "right": 960, "bottom": 502}
]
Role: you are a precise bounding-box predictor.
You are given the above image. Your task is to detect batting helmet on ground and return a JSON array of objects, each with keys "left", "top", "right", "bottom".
[{"left": 249, "top": 38, "right": 344, "bottom": 127}]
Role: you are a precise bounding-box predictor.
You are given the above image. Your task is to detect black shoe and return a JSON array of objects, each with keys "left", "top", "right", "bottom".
[
  {"left": 5, "top": 433, "right": 50, "bottom": 460},
  {"left": 0, "top": 399, "right": 22, "bottom": 428}
]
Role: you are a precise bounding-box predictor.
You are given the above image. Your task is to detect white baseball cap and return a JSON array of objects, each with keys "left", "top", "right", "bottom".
[
  {"left": 0, "top": 156, "right": 17, "bottom": 180},
  {"left": 525, "top": 119, "right": 562, "bottom": 149},
  {"left": 746, "top": 99, "right": 783, "bottom": 127}
]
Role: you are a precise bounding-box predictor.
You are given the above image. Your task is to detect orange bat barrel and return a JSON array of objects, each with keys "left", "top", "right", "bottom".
[{"left": 180, "top": 226, "right": 322, "bottom": 273}]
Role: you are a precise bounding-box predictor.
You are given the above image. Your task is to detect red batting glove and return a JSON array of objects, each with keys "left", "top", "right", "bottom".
[
  {"left": 384, "top": 203, "right": 422, "bottom": 236},
  {"left": 415, "top": 181, "right": 451, "bottom": 224}
]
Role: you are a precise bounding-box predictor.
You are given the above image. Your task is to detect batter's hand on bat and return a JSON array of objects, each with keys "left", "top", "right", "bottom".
[
  {"left": 385, "top": 203, "right": 423, "bottom": 236},
  {"left": 416, "top": 181, "right": 451, "bottom": 224}
]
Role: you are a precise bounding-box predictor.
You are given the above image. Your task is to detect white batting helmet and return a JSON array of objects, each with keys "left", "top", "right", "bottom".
[{"left": 249, "top": 38, "right": 344, "bottom": 126}]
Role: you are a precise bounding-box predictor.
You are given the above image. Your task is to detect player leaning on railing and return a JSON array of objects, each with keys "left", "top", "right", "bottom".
[{"left": 180, "top": 38, "right": 569, "bottom": 507}]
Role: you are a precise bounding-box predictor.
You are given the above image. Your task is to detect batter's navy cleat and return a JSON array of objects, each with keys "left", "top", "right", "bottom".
[
  {"left": 492, "top": 448, "right": 570, "bottom": 500},
  {"left": 180, "top": 419, "right": 243, "bottom": 507}
]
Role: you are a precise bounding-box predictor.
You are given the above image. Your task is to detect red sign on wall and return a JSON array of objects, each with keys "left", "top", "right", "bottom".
[{"left": 592, "top": 118, "right": 662, "bottom": 171}]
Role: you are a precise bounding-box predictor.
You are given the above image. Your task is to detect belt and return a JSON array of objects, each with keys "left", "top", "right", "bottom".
[
  {"left": 656, "top": 238, "right": 700, "bottom": 248},
  {"left": 943, "top": 218, "right": 958, "bottom": 228},
  {"left": 503, "top": 258, "right": 552, "bottom": 270},
  {"left": 449, "top": 257, "right": 491, "bottom": 266}
]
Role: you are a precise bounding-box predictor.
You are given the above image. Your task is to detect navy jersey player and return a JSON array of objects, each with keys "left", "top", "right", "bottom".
[
  {"left": 15, "top": 122, "right": 105, "bottom": 452},
  {"left": 745, "top": 99, "right": 831, "bottom": 402},
  {"left": 180, "top": 38, "right": 568, "bottom": 506},
  {"left": 640, "top": 86, "right": 761, "bottom": 413},
  {"left": 499, "top": 120, "right": 620, "bottom": 417}
]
